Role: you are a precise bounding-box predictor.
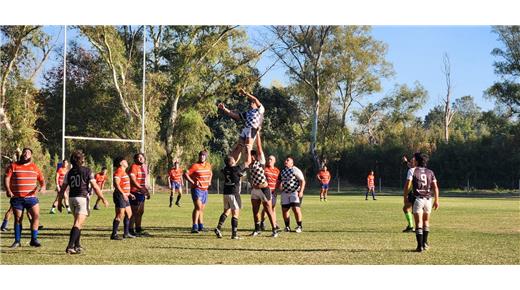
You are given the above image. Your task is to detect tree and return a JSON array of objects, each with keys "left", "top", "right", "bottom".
[
  {"left": 270, "top": 25, "right": 334, "bottom": 169},
  {"left": 486, "top": 26, "right": 520, "bottom": 115},
  {"left": 442, "top": 53, "right": 456, "bottom": 142},
  {"left": 331, "top": 26, "right": 393, "bottom": 128}
]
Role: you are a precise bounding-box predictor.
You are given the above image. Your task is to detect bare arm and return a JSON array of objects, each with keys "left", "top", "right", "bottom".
[
  {"left": 183, "top": 172, "right": 195, "bottom": 187},
  {"left": 239, "top": 89, "right": 262, "bottom": 108},
  {"left": 4, "top": 175, "right": 13, "bottom": 197},
  {"left": 433, "top": 181, "right": 440, "bottom": 210},
  {"left": 298, "top": 179, "right": 306, "bottom": 198},
  {"left": 55, "top": 171, "right": 60, "bottom": 191},
  {"left": 218, "top": 103, "right": 241, "bottom": 121},
  {"left": 403, "top": 180, "right": 412, "bottom": 204}
]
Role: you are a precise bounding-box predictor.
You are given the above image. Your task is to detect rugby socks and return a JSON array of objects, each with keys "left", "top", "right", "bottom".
[
  {"left": 169, "top": 195, "right": 173, "bottom": 207},
  {"left": 254, "top": 222, "right": 261, "bottom": 232},
  {"left": 1, "top": 218, "right": 7, "bottom": 230},
  {"left": 112, "top": 219, "right": 120, "bottom": 236},
  {"left": 123, "top": 217, "right": 130, "bottom": 236},
  {"left": 415, "top": 228, "right": 424, "bottom": 249},
  {"left": 405, "top": 212, "right": 414, "bottom": 228},
  {"left": 192, "top": 224, "right": 198, "bottom": 232},
  {"left": 68, "top": 227, "right": 80, "bottom": 249},
  {"left": 423, "top": 226, "right": 429, "bottom": 247},
  {"left": 217, "top": 213, "right": 227, "bottom": 230},
  {"left": 284, "top": 218, "right": 290, "bottom": 228},
  {"left": 176, "top": 194, "right": 181, "bottom": 204},
  {"left": 297, "top": 221, "right": 302, "bottom": 227},
  {"left": 14, "top": 223, "right": 22, "bottom": 243},
  {"left": 198, "top": 223, "right": 204, "bottom": 231},
  {"left": 231, "top": 217, "right": 238, "bottom": 235},
  {"left": 76, "top": 229, "right": 81, "bottom": 248},
  {"left": 136, "top": 226, "right": 142, "bottom": 234},
  {"left": 31, "top": 229, "right": 39, "bottom": 241}
]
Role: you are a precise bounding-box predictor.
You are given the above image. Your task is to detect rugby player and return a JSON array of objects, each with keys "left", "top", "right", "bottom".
[
  {"left": 128, "top": 153, "right": 150, "bottom": 237},
  {"left": 366, "top": 170, "right": 377, "bottom": 200},
  {"left": 316, "top": 165, "right": 331, "bottom": 202},
  {"left": 50, "top": 159, "right": 71, "bottom": 214},
  {"left": 278, "top": 156, "right": 306, "bottom": 233},
  {"left": 184, "top": 150, "right": 212, "bottom": 233},
  {"left": 168, "top": 160, "right": 183, "bottom": 207},
  {"left": 110, "top": 156, "right": 135, "bottom": 240},
  {"left": 93, "top": 167, "right": 108, "bottom": 210},
  {"left": 260, "top": 155, "right": 280, "bottom": 232}
]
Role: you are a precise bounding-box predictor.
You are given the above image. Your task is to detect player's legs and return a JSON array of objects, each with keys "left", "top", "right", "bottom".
[
  {"left": 250, "top": 198, "right": 261, "bottom": 235},
  {"left": 93, "top": 197, "right": 101, "bottom": 210},
  {"left": 370, "top": 188, "right": 376, "bottom": 200},
  {"left": 175, "top": 188, "right": 182, "bottom": 206},
  {"left": 198, "top": 203, "right": 206, "bottom": 230},
  {"left": 324, "top": 188, "right": 329, "bottom": 200},
  {"left": 422, "top": 212, "right": 431, "bottom": 249},
  {"left": 50, "top": 193, "right": 60, "bottom": 213},
  {"left": 63, "top": 190, "right": 71, "bottom": 213},
  {"left": 292, "top": 205, "right": 303, "bottom": 232},
  {"left": 134, "top": 201, "right": 146, "bottom": 235},
  {"left": 66, "top": 212, "right": 87, "bottom": 253},
  {"left": 27, "top": 203, "right": 41, "bottom": 246},
  {"left": 192, "top": 198, "right": 203, "bottom": 233},
  {"left": 11, "top": 206, "right": 24, "bottom": 247},
  {"left": 281, "top": 206, "right": 291, "bottom": 231},
  {"left": 1, "top": 206, "right": 13, "bottom": 231},
  {"left": 261, "top": 199, "right": 277, "bottom": 232},
  {"left": 402, "top": 202, "right": 414, "bottom": 232},
  {"left": 320, "top": 188, "right": 325, "bottom": 201}
]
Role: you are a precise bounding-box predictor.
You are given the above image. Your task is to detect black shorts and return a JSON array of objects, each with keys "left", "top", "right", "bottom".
[
  {"left": 129, "top": 192, "right": 146, "bottom": 206},
  {"left": 281, "top": 202, "right": 301, "bottom": 209},
  {"left": 113, "top": 192, "right": 130, "bottom": 209}
]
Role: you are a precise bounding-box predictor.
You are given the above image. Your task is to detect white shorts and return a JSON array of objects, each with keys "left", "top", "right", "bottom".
[
  {"left": 239, "top": 127, "right": 258, "bottom": 140},
  {"left": 223, "top": 194, "right": 242, "bottom": 210},
  {"left": 281, "top": 192, "right": 301, "bottom": 207},
  {"left": 413, "top": 197, "right": 432, "bottom": 214},
  {"left": 69, "top": 196, "right": 90, "bottom": 216},
  {"left": 251, "top": 188, "right": 272, "bottom": 202}
]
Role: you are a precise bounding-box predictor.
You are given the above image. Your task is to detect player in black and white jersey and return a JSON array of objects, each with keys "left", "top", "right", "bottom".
[
  {"left": 403, "top": 152, "right": 440, "bottom": 252},
  {"left": 278, "top": 156, "right": 306, "bottom": 233},
  {"left": 218, "top": 88, "right": 265, "bottom": 164},
  {"left": 214, "top": 156, "right": 247, "bottom": 240},
  {"left": 58, "top": 150, "right": 109, "bottom": 254},
  {"left": 248, "top": 131, "right": 278, "bottom": 237}
]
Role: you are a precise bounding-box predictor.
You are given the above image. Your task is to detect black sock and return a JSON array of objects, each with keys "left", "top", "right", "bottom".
[
  {"left": 423, "top": 227, "right": 429, "bottom": 246},
  {"left": 416, "top": 228, "right": 424, "bottom": 248},
  {"left": 68, "top": 227, "right": 80, "bottom": 249},
  {"left": 254, "top": 222, "right": 260, "bottom": 232},
  {"left": 51, "top": 205, "right": 56, "bottom": 209},
  {"left": 231, "top": 217, "right": 238, "bottom": 235},
  {"left": 75, "top": 229, "right": 81, "bottom": 248},
  {"left": 136, "top": 226, "right": 142, "bottom": 233},
  {"left": 284, "top": 218, "right": 290, "bottom": 228},
  {"left": 123, "top": 217, "right": 130, "bottom": 235},
  {"left": 217, "top": 213, "right": 227, "bottom": 230},
  {"left": 112, "top": 219, "right": 120, "bottom": 236},
  {"left": 297, "top": 221, "right": 302, "bottom": 227},
  {"left": 169, "top": 195, "right": 173, "bottom": 204},
  {"left": 176, "top": 195, "right": 181, "bottom": 203}
]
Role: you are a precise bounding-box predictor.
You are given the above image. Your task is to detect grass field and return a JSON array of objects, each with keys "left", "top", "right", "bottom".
[{"left": 1, "top": 190, "right": 519, "bottom": 265}]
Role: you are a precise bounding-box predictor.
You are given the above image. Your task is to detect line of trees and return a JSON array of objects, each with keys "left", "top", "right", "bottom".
[{"left": 1, "top": 25, "right": 519, "bottom": 190}]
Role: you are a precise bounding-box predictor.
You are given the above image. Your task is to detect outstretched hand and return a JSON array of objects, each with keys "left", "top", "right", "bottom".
[{"left": 217, "top": 103, "right": 226, "bottom": 110}]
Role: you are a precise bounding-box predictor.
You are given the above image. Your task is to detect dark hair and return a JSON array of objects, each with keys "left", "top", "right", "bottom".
[
  {"left": 22, "top": 147, "right": 33, "bottom": 154},
  {"left": 70, "top": 151, "right": 85, "bottom": 167},
  {"left": 101, "top": 166, "right": 107, "bottom": 171},
  {"left": 414, "top": 152, "right": 429, "bottom": 167},
  {"left": 224, "top": 156, "right": 234, "bottom": 167},
  {"left": 62, "top": 159, "right": 68, "bottom": 164},
  {"left": 286, "top": 155, "right": 294, "bottom": 161},
  {"left": 134, "top": 153, "right": 145, "bottom": 161},
  {"left": 113, "top": 156, "right": 125, "bottom": 167},
  {"left": 251, "top": 150, "right": 258, "bottom": 157},
  {"left": 199, "top": 150, "right": 208, "bottom": 157}
]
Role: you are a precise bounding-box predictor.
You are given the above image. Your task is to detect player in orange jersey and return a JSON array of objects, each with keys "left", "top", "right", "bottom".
[
  {"left": 4, "top": 148, "right": 45, "bottom": 248},
  {"left": 168, "top": 160, "right": 183, "bottom": 207},
  {"left": 93, "top": 167, "right": 108, "bottom": 210},
  {"left": 366, "top": 170, "right": 377, "bottom": 200},
  {"left": 184, "top": 150, "right": 212, "bottom": 233},
  {"left": 50, "top": 159, "right": 71, "bottom": 214},
  {"left": 260, "top": 155, "right": 280, "bottom": 231},
  {"left": 128, "top": 153, "right": 150, "bottom": 237},
  {"left": 316, "top": 165, "right": 331, "bottom": 202},
  {"left": 110, "top": 156, "right": 135, "bottom": 240}
]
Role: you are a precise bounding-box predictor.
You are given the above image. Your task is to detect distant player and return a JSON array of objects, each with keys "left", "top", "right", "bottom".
[
  {"left": 50, "top": 159, "right": 71, "bottom": 214},
  {"left": 214, "top": 156, "right": 246, "bottom": 240},
  {"left": 184, "top": 150, "right": 212, "bottom": 233},
  {"left": 93, "top": 167, "right": 108, "bottom": 210},
  {"left": 248, "top": 132, "right": 278, "bottom": 237},
  {"left": 366, "top": 170, "right": 377, "bottom": 200},
  {"left": 128, "top": 153, "right": 150, "bottom": 237},
  {"left": 4, "top": 148, "right": 45, "bottom": 248},
  {"left": 58, "top": 150, "right": 109, "bottom": 254},
  {"left": 218, "top": 88, "right": 265, "bottom": 163},
  {"left": 110, "top": 156, "right": 135, "bottom": 240},
  {"left": 260, "top": 155, "right": 280, "bottom": 232},
  {"left": 403, "top": 152, "right": 440, "bottom": 252},
  {"left": 278, "top": 156, "right": 306, "bottom": 233},
  {"left": 402, "top": 155, "right": 415, "bottom": 232},
  {"left": 168, "top": 160, "right": 183, "bottom": 207},
  {"left": 316, "top": 165, "right": 331, "bottom": 202}
]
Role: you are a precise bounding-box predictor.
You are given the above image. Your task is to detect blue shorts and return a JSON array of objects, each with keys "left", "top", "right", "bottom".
[
  {"left": 10, "top": 196, "right": 39, "bottom": 211},
  {"left": 321, "top": 183, "right": 329, "bottom": 190},
  {"left": 170, "top": 181, "right": 182, "bottom": 190},
  {"left": 113, "top": 192, "right": 130, "bottom": 209},
  {"left": 129, "top": 192, "right": 146, "bottom": 206},
  {"left": 191, "top": 188, "right": 208, "bottom": 205}
]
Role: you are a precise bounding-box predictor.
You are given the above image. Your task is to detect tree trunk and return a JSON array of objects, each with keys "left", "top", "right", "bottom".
[
  {"left": 310, "top": 95, "right": 320, "bottom": 170},
  {"left": 165, "top": 95, "right": 180, "bottom": 168}
]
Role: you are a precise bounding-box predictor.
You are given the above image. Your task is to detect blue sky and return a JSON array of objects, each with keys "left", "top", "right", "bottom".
[{"left": 40, "top": 25, "right": 502, "bottom": 120}]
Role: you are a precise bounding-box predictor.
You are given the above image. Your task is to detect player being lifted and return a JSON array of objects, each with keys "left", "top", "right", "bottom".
[
  {"left": 218, "top": 88, "right": 265, "bottom": 163},
  {"left": 403, "top": 152, "right": 440, "bottom": 252},
  {"left": 248, "top": 131, "right": 279, "bottom": 237},
  {"left": 58, "top": 150, "right": 109, "bottom": 254},
  {"left": 50, "top": 159, "right": 71, "bottom": 214},
  {"left": 214, "top": 155, "right": 247, "bottom": 240},
  {"left": 316, "top": 165, "right": 331, "bottom": 202},
  {"left": 168, "top": 160, "right": 183, "bottom": 208}
]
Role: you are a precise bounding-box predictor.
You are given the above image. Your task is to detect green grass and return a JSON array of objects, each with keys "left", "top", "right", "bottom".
[{"left": 1, "top": 190, "right": 519, "bottom": 264}]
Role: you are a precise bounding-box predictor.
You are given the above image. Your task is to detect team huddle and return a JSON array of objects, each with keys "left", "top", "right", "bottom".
[{"left": 1, "top": 89, "right": 440, "bottom": 254}]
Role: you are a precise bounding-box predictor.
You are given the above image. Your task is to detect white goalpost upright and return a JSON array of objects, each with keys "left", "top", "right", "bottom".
[{"left": 61, "top": 25, "right": 147, "bottom": 160}]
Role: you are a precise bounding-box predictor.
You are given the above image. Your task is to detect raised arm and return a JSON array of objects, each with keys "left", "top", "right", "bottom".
[
  {"left": 239, "top": 88, "right": 262, "bottom": 108},
  {"left": 218, "top": 103, "right": 241, "bottom": 121}
]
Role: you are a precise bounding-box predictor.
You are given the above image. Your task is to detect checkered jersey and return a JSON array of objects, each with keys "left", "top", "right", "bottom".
[
  {"left": 240, "top": 105, "right": 265, "bottom": 129},
  {"left": 250, "top": 160, "right": 267, "bottom": 187},
  {"left": 279, "top": 166, "right": 304, "bottom": 194}
]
